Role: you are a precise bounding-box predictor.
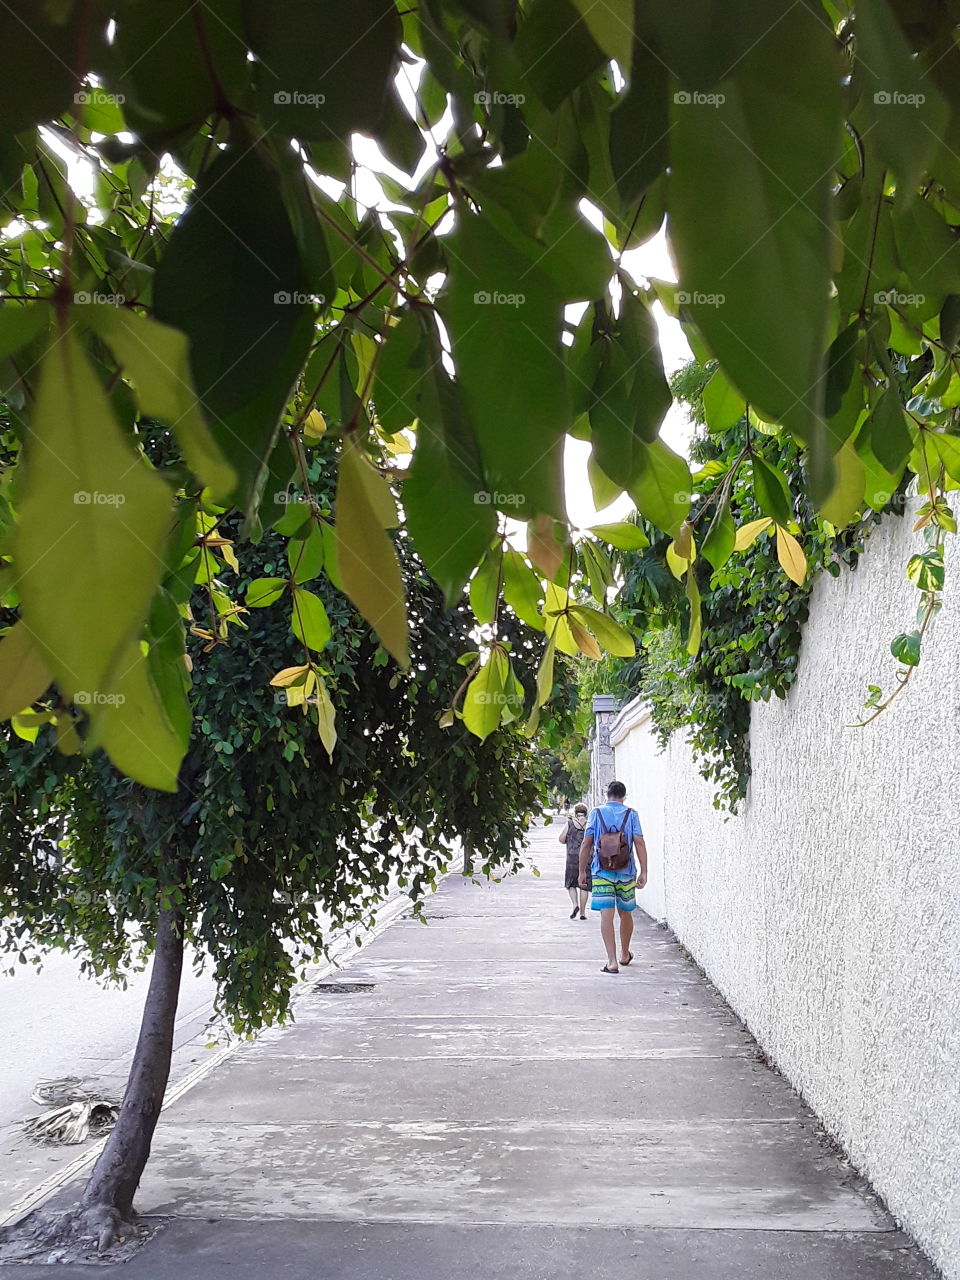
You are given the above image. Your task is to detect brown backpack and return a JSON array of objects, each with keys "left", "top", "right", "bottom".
[{"left": 597, "top": 808, "right": 633, "bottom": 872}]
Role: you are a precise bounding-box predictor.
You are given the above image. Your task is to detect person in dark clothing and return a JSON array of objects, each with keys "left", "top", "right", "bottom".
[{"left": 560, "top": 804, "right": 590, "bottom": 919}]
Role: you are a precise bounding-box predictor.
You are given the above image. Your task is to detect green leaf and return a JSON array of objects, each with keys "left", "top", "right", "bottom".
[
  {"left": 626, "top": 438, "right": 692, "bottom": 538},
  {"left": 516, "top": 0, "right": 605, "bottom": 110},
  {"left": 823, "top": 322, "right": 860, "bottom": 421},
  {"left": 581, "top": 539, "right": 613, "bottom": 603},
  {"left": 246, "top": 0, "right": 400, "bottom": 140},
  {"left": 85, "top": 306, "right": 235, "bottom": 500},
  {"left": 869, "top": 387, "right": 914, "bottom": 474},
  {"left": 287, "top": 524, "right": 324, "bottom": 584},
  {"left": 291, "top": 588, "right": 331, "bottom": 652},
  {"left": 374, "top": 311, "right": 423, "bottom": 434},
  {"left": 154, "top": 144, "right": 311, "bottom": 504},
  {"left": 246, "top": 578, "right": 288, "bottom": 608},
  {"left": 891, "top": 630, "right": 921, "bottom": 668},
  {"left": 582, "top": 521, "right": 644, "bottom": 553},
  {"left": 669, "top": 3, "right": 840, "bottom": 496},
  {"left": 106, "top": 0, "right": 247, "bottom": 135},
  {"left": 441, "top": 213, "right": 567, "bottom": 518},
  {"left": 752, "top": 456, "right": 793, "bottom": 527},
  {"left": 0, "top": 6, "right": 83, "bottom": 134},
  {"left": 892, "top": 196, "right": 960, "bottom": 301},
  {"left": 502, "top": 550, "right": 544, "bottom": 629},
  {"left": 463, "top": 649, "right": 508, "bottom": 741},
  {"left": 701, "top": 491, "right": 736, "bottom": 570},
  {"left": 0, "top": 621, "right": 52, "bottom": 719},
  {"left": 403, "top": 324, "right": 497, "bottom": 604},
  {"left": 16, "top": 327, "right": 172, "bottom": 723},
  {"left": 589, "top": 292, "right": 671, "bottom": 487},
  {"left": 940, "top": 296, "right": 960, "bottom": 353},
  {"left": 0, "top": 302, "right": 48, "bottom": 362},
  {"left": 469, "top": 549, "right": 500, "bottom": 627},
  {"left": 588, "top": 456, "right": 623, "bottom": 513},
  {"left": 568, "top": 605, "right": 636, "bottom": 657},
  {"left": 94, "top": 641, "right": 187, "bottom": 792},
  {"left": 854, "top": 0, "right": 949, "bottom": 194},
  {"left": 609, "top": 45, "right": 669, "bottom": 203},
  {"left": 335, "top": 435, "right": 408, "bottom": 667},
  {"left": 702, "top": 369, "right": 745, "bottom": 434}
]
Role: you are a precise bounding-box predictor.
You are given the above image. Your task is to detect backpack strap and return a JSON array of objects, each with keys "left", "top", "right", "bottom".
[{"left": 617, "top": 808, "right": 631, "bottom": 834}]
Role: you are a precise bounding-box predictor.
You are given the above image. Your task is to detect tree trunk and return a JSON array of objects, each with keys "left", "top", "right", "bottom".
[{"left": 76, "top": 905, "right": 184, "bottom": 1245}]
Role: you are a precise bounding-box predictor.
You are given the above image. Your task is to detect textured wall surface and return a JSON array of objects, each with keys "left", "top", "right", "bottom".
[
  {"left": 612, "top": 511, "right": 960, "bottom": 1278},
  {"left": 609, "top": 698, "right": 667, "bottom": 921}
]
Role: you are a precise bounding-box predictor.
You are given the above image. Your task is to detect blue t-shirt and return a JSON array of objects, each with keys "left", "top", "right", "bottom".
[{"left": 586, "top": 802, "right": 643, "bottom": 877}]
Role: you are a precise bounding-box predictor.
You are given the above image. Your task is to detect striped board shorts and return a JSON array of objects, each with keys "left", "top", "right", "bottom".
[{"left": 590, "top": 870, "right": 637, "bottom": 912}]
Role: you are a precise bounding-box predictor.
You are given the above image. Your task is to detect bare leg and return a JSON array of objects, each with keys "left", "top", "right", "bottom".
[
  {"left": 567, "top": 887, "right": 578, "bottom": 908},
  {"left": 578, "top": 889, "right": 588, "bottom": 916},
  {"left": 599, "top": 909, "right": 618, "bottom": 970},
  {"left": 618, "top": 908, "right": 634, "bottom": 963}
]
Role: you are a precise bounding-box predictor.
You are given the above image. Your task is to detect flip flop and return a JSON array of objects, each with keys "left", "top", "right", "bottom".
[
  {"left": 601, "top": 965, "right": 619, "bottom": 974},
  {"left": 620, "top": 952, "right": 634, "bottom": 966}
]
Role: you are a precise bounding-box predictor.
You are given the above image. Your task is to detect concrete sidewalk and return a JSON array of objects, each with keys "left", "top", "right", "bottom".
[{"left": 23, "top": 822, "right": 938, "bottom": 1277}]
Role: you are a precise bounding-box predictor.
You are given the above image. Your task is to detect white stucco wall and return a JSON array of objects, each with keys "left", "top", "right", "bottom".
[{"left": 611, "top": 510, "right": 960, "bottom": 1278}]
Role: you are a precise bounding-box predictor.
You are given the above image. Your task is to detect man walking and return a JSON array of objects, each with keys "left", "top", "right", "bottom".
[{"left": 579, "top": 781, "right": 648, "bottom": 974}]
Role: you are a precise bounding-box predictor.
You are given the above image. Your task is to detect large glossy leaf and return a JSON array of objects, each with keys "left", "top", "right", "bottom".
[
  {"left": 669, "top": 3, "right": 841, "bottom": 497},
  {"left": 589, "top": 292, "right": 671, "bottom": 488},
  {"left": 442, "top": 214, "right": 568, "bottom": 519},
  {"left": 403, "top": 321, "right": 497, "bottom": 604},
  {"left": 95, "top": 642, "right": 186, "bottom": 793},
  {"left": 0, "top": 4, "right": 83, "bottom": 134},
  {"left": 463, "top": 648, "right": 508, "bottom": 741},
  {"left": 245, "top": 0, "right": 400, "bottom": 140},
  {"left": 854, "top": 0, "right": 948, "bottom": 195},
  {"left": 16, "top": 329, "right": 172, "bottom": 729},
  {"left": 626, "top": 438, "right": 691, "bottom": 538},
  {"left": 106, "top": 0, "right": 248, "bottom": 135},
  {"left": 516, "top": 0, "right": 605, "bottom": 110},
  {"left": 154, "top": 144, "right": 311, "bottom": 428},
  {"left": 0, "top": 621, "right": 52, "bottom": 719},
  {"left": 335, "top": 435, "right": 408, "bottom": 667}
]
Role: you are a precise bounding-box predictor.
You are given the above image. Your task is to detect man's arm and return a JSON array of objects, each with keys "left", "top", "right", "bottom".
[
  {"left": 634, "top": 834, "right": 648, "bottom": 889},
  {"left": 578, "top": 833, "right": 594, "bottom": 888}
]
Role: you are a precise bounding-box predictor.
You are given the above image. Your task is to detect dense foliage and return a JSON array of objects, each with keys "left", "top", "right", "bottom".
[{"left": 0, "top": 433, "right": 547, "bottom": 1031}]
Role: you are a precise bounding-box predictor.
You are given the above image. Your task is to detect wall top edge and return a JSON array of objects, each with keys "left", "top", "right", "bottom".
[{"left": 610, "top": 695, "right": 651, "bottom": 745}]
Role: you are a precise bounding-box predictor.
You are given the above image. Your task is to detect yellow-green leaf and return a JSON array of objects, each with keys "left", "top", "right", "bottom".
[
  {"left": 270, "top": 663, "right": 311, "bottom": 687},
  {"left": 685, "top": 568, "right": 702, "bottom": 657},
  {"left": 569, "top": 618, "right": 602, "bottom": 660},
  {"left": 568, "top": 604, "right": 636, "bottom": 657},
  {"left": 775, "top": 525, "right": 807, "bottom": 586},
  {"left": 527, "top": 514, "right": 566, "bottom": 581},
  {"left": 588, "top": 521, "right": 649, "bottom": 551},
  {"left": 335, "top": 435, "right": 408, "bottom": 667},
  {"left": 733, "top": 516, "right": 772, "bottom": 551},
  {"left": 246, "top": 577, "right": 287, "bottom": 607},
  {"left": 94, "top": 642, "right": 187, "bottom": 792},
  {"left": 0, "top": 621, "right": 52, "bottom": 719},
  {"left": 463, "top": 648, "right": 508, "bottom": 741},
  {"left": 315, "top": 675, "right": 337, "bottom": 760},
  {"left": 16, "top": 326, "right": 173, "bottom": 721},
  {"left": 819, "top": 442, "right": 865, "bottom": 528},
  {"left": 84, "top": 305, "right": 235, "bottom": 500}
]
